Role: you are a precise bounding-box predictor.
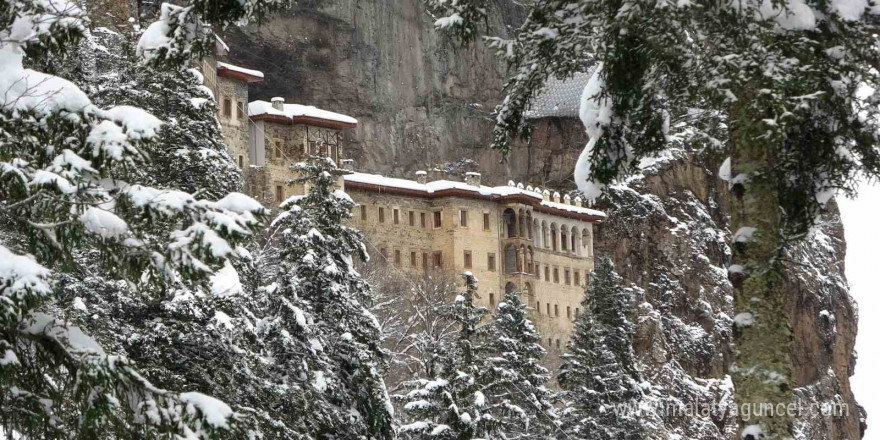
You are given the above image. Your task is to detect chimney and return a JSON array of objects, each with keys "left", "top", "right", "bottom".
[
  {"left": 563, "top": 194, "right": 571, "bottom": 205},
  {"left": 271, "top": 97, "right": 285, "bottom": 110},
  {"left": 342, "top": 158, "right": 354, "bottom": 171},
  {"left": 464, "top": 172, "right": 481, "bottom": 187},
  {"left": 542, "top": 189, "right": 550, "bottom": 201},
  {"left": 574, "top": 196, "right": 583, "bottom": 207},
  {"left": 415, "top": 170, "right": 428, "bottom": 184},
  {"left": 553, "top": 191, "right": 561, "bottom": 203}
]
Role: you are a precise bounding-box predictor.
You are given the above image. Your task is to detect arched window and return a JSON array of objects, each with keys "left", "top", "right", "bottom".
[
  {"left": 542, "top": 221, "right": 549, "bottom": 249},
  {"left": 518, "top": 209, "right": 526, "bottom": 237},
  {"left": 504, "top": 209, "right": 517, "bottom": 238},
  {"left": 526, "top": 211, "right": 533, "bottom": 240},
  {"left": 583, "top": 228, "right": 592, "bottom": 257},
  {"left": 504, "top": 245, "right": 517, "bottom": 274},
  {"left": 523, "top": 282, "right": 534, "bottom": 307},
  {"left": 561, "top": 225, "right": 568, "bottom": 252},
  {"left": 550, "top": 223, "right": 558, "bottom": 251},
  {"left": 505, "top": 282, "right": 517, "bottom": 295}
]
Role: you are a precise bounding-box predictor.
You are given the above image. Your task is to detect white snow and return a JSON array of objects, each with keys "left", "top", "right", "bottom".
[
  {"left": 80, "top": 207, "right": 129, "bottom": 238},
  {"left": 72, "top": 297, "right": 88, "bottom": 313},
  {"left": 741, "top": 424, "right": 763, "bottom": 438},
  {"left": 732, "top": 226, "right": 757, "bottom": 243},
  {"left": 719, "top": 157, "right": 732, "bottom": 181},
  {"left": 210, "top": 261, "right": 242, "bottom": 296},
  {"left": 434, "top": 14, "right": 463, "bottom": 28},
  {"left": 179, "top": 392, "right": 234, "bottom": 429},
  {"left": 217, "top": 61, "right": 264, "bottom": 79},
  {"left": 314, "top": 371, "right": 328, "bottom": 392},
  {"left": 343, "top": 173, "right": 606, "bottom": 218},
  {"left": 733, "top": 312, "right": 755, "bottom": 327},
  {"left": 249, "top": 100, "right": 357, "bottom": 125},
  {"left": 575, "top": 64, "right": 616, "bottom": 200},
  {"left": 0, "top": 349, "right": 19, "bottom": 366},
  {"left": 0, "top": 245, "right": 52, "bottom": 297},
  {"left": 103, "top": 105, "right": 162, "bottom": 140},
  {"left": 215, "top": 192, "right": 264, "bottom": 213}
]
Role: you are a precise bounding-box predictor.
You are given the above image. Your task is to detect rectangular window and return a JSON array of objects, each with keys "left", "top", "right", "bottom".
[
  {"left": 564, "top": 269, "right": 571, "bottom": 285},
  {"left": 483, "top": 212, "right": 490, "bottom": 230},
  {"left": 394, "top": 250, "right": 401, "bottom": 265},
  {"left": 237, "top": 155, "right": 243, "bottom": 168},
  {"left": 489, "top": 293, "right": 495, "bottom": 307},
  {"left": 360, "top": 205, "right": 367, "bottom": 221},
  {"left": 420, "top": 212, "right": 427, "bottom": 228},
  {"left": 433, "top": 251, "right": 443, "bottom": 268},
  {"left": 237, "top": 101, "right": 246, "bottom": 121},
  {"left": 575, "top": 307, "right": 580, "bottom": 318},
  {"left": 463, "top": 251, "right": 472, "bottom": 269},
  {"left": 410, "top": 251, "right": 417, "bottom": 267},
  {"left": 556, "top": 339, "right": 560, "bottom": 349},
  {"left": 487, "top": 253, "right": 496, "bottom": 271},
  {"left": 393, "top": 208, "right": 400, "bottom": 225},
  {"left": 380, "top": 248, "right": 388, "bottom": 259},
  {"left": 378, "top": 207, "right": 385, "bottom": 223},
  {"left": 459, "top": 210, "right": 467, "bottom": 227},
  {"left": 433, "top": 211, "right": 442, "bottom": 228},
  {"left": 574, "top": 271, "right": 580, "bottom": 286},
  {"left": 567, "top": 306, "right": 571, "bottom": 319},
  {"left": 554, "top": 304, "right": 559, "bottom": 317},
  {"left": 275, "top": 185, "right": 283, "bottom": 203},
  {"left": 409, "top": 211, "right": 415, "bottom": 226},
  {"left": 546, "top": 303, "right": 550, "bottom": 315},
  {"left": 544, "top": 266, "right": 550, "bottom": 282},
  {"left": 422, "top": 252, "right": 429, "bottom": 270},
  {"left": 223, "top": 97, "right": 231, "bottom": 117},
  {"left": 553, "top": 267, "right": 559, "bottom": 283},
  {"left": 536, "top": 302, "right": 541, "bottom": 314},
  {"left": 275, "top": 140, "right": 282, "bottom": 159}
]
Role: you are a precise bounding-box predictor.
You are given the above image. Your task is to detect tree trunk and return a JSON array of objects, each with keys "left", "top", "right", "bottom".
[{"left": 729, "top": 95, "right": 795, "bottom": 439}]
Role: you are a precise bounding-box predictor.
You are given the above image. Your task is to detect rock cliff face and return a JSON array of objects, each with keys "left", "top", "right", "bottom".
[
  {"left": 221, "top": 1, "right": 861, "bottom": 438},
  {"left": 222, "top": 0, "right": 587, "bottom": 186},
  {"left": 592, "top": 151, "right": 861, "bottom": 439}
]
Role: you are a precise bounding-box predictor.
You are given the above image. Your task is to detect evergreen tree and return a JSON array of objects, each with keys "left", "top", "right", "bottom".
[
  {"left": 427, "top": 1, "right": 880, "bottom": 436},
  {"left": 557, "top": 256, "right": 643, "bottom": 440},
  {"left": 482, "top": 289, "right": 556, "bottom": 439},
  {"left": 259, "top": 156, "right": 395, "bottom": 439},
  {"left": 398, "top": 272, "right": 494, "bottom": 440},
  {"left": 92, "top": 26, "right": 242, "bottom": 199}
]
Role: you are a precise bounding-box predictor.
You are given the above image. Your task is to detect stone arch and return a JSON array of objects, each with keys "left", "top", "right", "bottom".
[
  {"left": 533, "top": 218, "right": 541, "bottom": 247},
  {"left": 503, "top": 208, "right": 517, "bottom": 238},
  {"left": 526, "top": 211, "right": 533, "bottom": 240},
  {"left": 523, "top": 282, "right": 534, "bottom": 307},
  {"left": 505, "top": 282, "right": 517, "bottom": 295},
  {"left": 561, "top": 225, "right": 569, "bottom": 252},
  {"left": 541, "top": 221, "right": 549, "bottom": 249},
  {"left": 571, "top": 227, "right": 580, "bottom": 255},
  {"left": 518, "top": 208, "right": 527, "bottom": 237},
  {"left": 582, "top": 227, "right": 592, "bottom": 257},
  {"left": 550, "top": 223, "right": 558, "bottom": 252},
  {"left": 504, "top": 244, "right": 517, "bottom": 274}
]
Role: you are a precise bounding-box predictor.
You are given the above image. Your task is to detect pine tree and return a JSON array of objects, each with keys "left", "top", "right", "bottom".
[
  {"left": 482, "top": 288, "right": 556, "bottom": 439},
  {"left": 92, "top": 26, "right": 242, "bottom": 199},
  {"left": 0, "top": 0, "right": 288, "bottom": 436},
  {"left": 427, "top": 1, "right": 880, "bottom": 437},
  {"left": 398, "top": 272, "right": 495, "bottom": 440},
  {"left": 259, "top": 156, "right": 395, "bottom": 439},
  {"left": 557, "top": 256, "right": 643, "bottom": 440}
]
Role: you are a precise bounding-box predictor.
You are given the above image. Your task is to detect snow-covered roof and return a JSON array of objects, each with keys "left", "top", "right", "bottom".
[
  {"left": 216, "top": 61, "right": 264, "bottom": 83},
  {"left": 248, "top": 100, "right": 358, "bottom": 129},
  {"left": 343, "top": 172, "right": 606, "bottom": 221},
  {"left": 525, "top": 71, "right": 592, "bottom": 119}
]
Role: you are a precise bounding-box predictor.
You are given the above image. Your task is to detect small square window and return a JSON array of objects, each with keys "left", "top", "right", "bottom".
[
  {"left": 483, "top": 213, "right": 490, "bottom": 230},
  {"left": 487, "top": 253, "right": 496, "bottom": 271},
  {"left": 463, "top": 251, "right": 472, "bottom": 269},
  {"left": 459, "top": 210, "right": 467, "bottom": 227},
  {"left": 433, "top": 211, "right": 442, "bottom": 228},
  {"left": 378, "top": 207, "right": 385, "bottom": 223}
]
